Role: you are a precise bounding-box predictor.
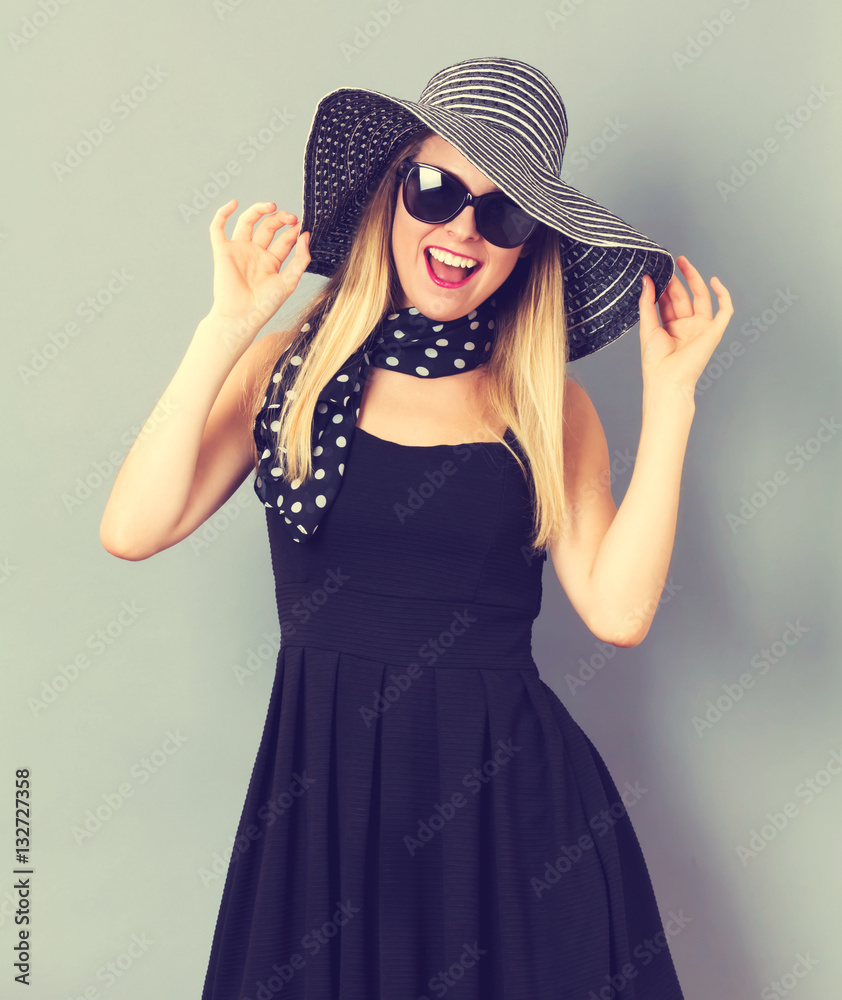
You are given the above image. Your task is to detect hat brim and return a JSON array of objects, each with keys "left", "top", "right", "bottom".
[{"left": 298, "top": 87, "right": 674, "bottom": 362}]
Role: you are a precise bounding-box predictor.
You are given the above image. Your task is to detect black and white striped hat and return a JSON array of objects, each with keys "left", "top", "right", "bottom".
[{"left": 297, "top": 56, "right": 674, "bottom": 361}]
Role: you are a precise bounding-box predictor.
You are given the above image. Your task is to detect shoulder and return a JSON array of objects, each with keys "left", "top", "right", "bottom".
[{"left": 562, "top": 377, "right": 606, "bottom": 461}]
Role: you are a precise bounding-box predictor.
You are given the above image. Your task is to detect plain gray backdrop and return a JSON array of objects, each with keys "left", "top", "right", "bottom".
[{"left": 2, "top": 0, "right": 840, "bottom": 997}]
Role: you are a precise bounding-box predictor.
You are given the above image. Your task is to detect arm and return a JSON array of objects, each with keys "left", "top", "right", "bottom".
[
  {"left": 99, "top": 199, "right": 311, "bottom": 560},
  {"left": 549, "top": 256, "right": 733, "bottom": 646},
  {"left": 549, "top": 383, "right": 694, "bottom": 647},
  {"left": 99, "top": 318, "right": 285, "bottom": 560}
]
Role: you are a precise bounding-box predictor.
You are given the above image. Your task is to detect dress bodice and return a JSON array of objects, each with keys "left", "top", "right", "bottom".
[{"left": 262, "top": 427, "right": 547, "bottom": 669}]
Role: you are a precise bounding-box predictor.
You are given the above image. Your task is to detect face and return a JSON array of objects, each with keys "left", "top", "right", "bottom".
[{"left": 390, "top": 134, "right": 533, "bottom": 321}]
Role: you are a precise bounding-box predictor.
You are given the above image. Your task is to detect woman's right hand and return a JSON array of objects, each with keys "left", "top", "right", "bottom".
[{"left": 207, "top": 199, "right": 311, "bottom": 330}]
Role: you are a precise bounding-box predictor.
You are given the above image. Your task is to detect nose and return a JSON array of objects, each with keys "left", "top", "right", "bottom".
[{"left": 444, "top": 204, "right": 481, "bottom": 244}]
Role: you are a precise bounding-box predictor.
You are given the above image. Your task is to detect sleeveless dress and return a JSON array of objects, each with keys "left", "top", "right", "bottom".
[{"left": 201, "top": 425, "right": 685, "bottom": 1000}]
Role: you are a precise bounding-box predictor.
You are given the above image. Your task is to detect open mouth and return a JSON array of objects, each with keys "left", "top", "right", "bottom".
[{"left": 424, "top": 246, "right": 480, "bottom": 288}]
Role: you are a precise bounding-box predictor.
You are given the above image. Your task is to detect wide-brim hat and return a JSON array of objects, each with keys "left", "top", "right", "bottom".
[{"left": 297, "top": 56, "right": 674, "bottom": 362}]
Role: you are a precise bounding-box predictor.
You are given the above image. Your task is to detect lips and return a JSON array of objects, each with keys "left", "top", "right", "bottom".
[{"left": 424, "top": 246, "right": 482, "bottom": 289}]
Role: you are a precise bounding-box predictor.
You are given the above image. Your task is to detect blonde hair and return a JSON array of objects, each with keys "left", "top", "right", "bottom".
[{"left": 248, "top": 127, "right": 576, "bottom": 554}]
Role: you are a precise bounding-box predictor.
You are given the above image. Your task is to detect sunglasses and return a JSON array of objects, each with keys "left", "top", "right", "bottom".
[{"left": 396, "top": 159, "right": 539, "bottom": 249}]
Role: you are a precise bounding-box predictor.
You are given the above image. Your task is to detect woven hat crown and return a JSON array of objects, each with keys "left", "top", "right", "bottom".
[{"left": 416, "top": 58, "right": 568, "bottom": 174}]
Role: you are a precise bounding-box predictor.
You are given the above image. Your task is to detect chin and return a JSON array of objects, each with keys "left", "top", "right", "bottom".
[{"left": 400, "top": 284, "right": 489, "bottom": 321}]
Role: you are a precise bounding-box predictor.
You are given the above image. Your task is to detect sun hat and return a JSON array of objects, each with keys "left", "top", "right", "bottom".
[{"left": 296, "top": 55, "right": 675, "bottom": 361}]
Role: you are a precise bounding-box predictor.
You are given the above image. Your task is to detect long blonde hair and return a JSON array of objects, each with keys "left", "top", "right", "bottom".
[{"left": 248, "top": 127, "right": 576, "bottom": 554}]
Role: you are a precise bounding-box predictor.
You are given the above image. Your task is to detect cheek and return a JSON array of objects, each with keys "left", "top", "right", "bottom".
[{"left": 489, "top": 250, "right": 521, "bottom": 279}]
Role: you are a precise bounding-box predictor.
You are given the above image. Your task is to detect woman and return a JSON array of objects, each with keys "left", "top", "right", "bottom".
[{"left": 101, "top": 57, "right": 732, "bottom": 999}]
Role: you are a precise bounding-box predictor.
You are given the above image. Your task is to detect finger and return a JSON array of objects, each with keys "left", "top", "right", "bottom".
[
  {"left": 254, "top": 212, "right": 301, "bottom": 256},
  {"left": 231, "top": 202, "right": 289, "bottom": 243},
  {"left": 285, "top": 231, "right": 312, "bottom": 272},
  {"left": 709, "top": 276, "right": 735, "bottom": 333},
  {"left": 661, "top": 268, "right": 694, "bottom": 319},
  {"left": 266, "top": 235, "right": 311, "bottom": 305},
  {"left": 263, "top": 227, "right": 309, "bottom": 271},
  {"left": 677, "top": 255, "right": 713, "bottom": 320},
  {"left": 277, "top": 231, "right": 311, "bottom": 279},
  {"left": 638, "top": 275, "right": 663, "bottom": 341},
  {"left": 252, "top": 211, "right": 298, "bottom": 250},
  {"left": 655, "top": 278, "right": 679, "bottom": 326},
  {"left": 208, "top": 198, "right": 238, "bottom": 250}
]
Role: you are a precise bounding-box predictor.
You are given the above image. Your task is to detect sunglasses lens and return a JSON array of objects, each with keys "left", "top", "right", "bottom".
[
  {"left": 476, "top": 195, "right": 537, "bottom": 249},
  {"left": 404, "top": 164, "right": 463, "bottom": 223}
]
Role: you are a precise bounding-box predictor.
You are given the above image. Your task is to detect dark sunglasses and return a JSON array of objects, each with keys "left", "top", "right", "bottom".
[{"left": 396, "top": 159, "right": 539, "bottom": 249}]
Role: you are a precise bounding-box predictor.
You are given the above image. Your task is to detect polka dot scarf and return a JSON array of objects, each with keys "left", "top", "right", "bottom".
[{"left": 253, "top": 295, "right": 498, "bottom": 542}]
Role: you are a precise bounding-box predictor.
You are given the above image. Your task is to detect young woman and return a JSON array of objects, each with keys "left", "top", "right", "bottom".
[{"left": 101, "top": 57, "right": 732, "bottom": 1000}]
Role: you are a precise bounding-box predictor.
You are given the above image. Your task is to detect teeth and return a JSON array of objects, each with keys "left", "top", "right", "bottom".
[{"left": 428, "top": 247, "right": 478, "bottom": 268}]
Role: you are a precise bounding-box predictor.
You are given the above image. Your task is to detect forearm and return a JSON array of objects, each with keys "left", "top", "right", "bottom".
[
  {"left": 99, "top": 313, "right": 258, "bottom": 554},
  {"left": 588, "top": 381, "right": 696, "bottom": 645}
]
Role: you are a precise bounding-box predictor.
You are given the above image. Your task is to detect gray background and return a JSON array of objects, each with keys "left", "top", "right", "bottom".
[{"left": 2, "top": 0, "right": 841, "bottom": 997}]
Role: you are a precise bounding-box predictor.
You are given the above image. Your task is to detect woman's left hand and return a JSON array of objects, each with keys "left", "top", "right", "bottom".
[{"left": 639, "top": 255, "right": 734, "bottom": 400}]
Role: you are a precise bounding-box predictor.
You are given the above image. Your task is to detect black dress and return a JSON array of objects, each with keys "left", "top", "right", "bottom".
[{"left": 201, "top": 425, "right": 685, "bottom": 1000}]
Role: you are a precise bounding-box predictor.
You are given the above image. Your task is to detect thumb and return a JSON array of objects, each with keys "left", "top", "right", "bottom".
[{"left": 638, "top": 275, "right": 661, "bottom": 337}]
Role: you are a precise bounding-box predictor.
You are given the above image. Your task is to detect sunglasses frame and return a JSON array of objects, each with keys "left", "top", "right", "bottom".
[{"left": 396, "top": 159, "right": 539, "bottom": 249}]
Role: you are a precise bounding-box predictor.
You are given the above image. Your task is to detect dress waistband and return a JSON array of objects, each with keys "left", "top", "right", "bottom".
[{"left": 273, "top": 581, "right": 539, "bottom": 671}]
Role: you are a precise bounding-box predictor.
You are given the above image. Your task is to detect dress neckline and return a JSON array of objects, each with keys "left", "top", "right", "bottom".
[{"left": 354, "top": 425, "right": 513, "bottom": 450}]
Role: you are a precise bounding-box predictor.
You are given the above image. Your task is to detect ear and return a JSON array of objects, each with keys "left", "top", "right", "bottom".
[{"left": 518, "top": 242, "right": 533, "bottom": 259}]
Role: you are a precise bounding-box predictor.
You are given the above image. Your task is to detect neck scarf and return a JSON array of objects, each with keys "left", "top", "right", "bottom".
[{"left": 253, "top": 295, "right": 498, "bottom": 542}]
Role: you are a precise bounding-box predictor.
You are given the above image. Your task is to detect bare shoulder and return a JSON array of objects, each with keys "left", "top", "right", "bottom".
[{"left": 561, "top": 376, "right": 606, "bottom": 464}]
